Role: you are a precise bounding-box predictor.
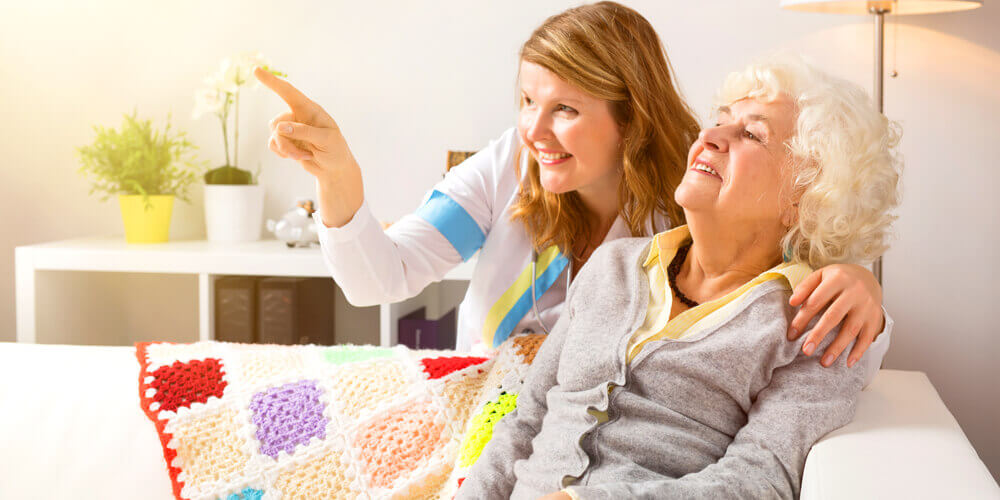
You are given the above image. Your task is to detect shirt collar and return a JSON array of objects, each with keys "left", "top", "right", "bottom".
[
  {"left": 644, "top": 224, "right": 813, "bottom": 290},
  {"left": 603, "top": 216, "right": 631, "bottom": 243},
  {"left": 606, "top": 211, "right": 673, "bottom": 248},
  {"left": 644, "top": 225, "right": 691, "bottom": 268}
]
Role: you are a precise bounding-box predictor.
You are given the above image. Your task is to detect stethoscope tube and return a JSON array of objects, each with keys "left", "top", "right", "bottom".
[{"left": 530, "top": 248, "right": 571, "bottom": 335}]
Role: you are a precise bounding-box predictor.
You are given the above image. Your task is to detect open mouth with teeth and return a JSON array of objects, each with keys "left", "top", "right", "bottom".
[
  {"left": 537, "top": 150, "right": 573, "bottom": 165},
  {"left": 692, "top": 161, "right": 720, "bottom": 179}
]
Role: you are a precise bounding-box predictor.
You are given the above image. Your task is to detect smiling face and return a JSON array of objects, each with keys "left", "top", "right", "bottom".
[
  {"left": 674, "top": 95, "right": 799, "bottom": 232},
  {"left": 517, "top": 60, "right": 623, "bottom": 201}
]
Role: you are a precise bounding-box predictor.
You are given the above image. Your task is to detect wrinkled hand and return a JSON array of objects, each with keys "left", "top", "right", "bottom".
[
  {"left": 254, "top": 66, "right": 359, "bottom": 184},
  {"left": 787, "top": 263, "right": 885, "bottom": 368}
]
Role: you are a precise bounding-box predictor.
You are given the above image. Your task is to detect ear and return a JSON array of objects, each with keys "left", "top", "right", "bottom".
[
  {"left": 779, "top": 159, "right": 803, "bottom": 228},
  {"left": 781, "top": 201, "right": 799, "bottom": 228}
]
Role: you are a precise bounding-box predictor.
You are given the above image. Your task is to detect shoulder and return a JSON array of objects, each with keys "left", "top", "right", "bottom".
[
  {"left": 742, "top": 283, "right": 796, "bottom": 321},
  {"left": 699, "top": 281, "right": 799, "bottom": 350},
  {"left": 441, "top": 127, "right": 522, "bottom": 194},
  {"left": 493, "top": 127, "right": 525, "bottom": 186},
  {"left": 492, "top": 126, "right": 521, "bottom": 152}
]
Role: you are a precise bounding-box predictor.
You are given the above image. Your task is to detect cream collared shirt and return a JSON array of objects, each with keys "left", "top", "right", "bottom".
[{"left": 626, "top": 225, "right": 813, "bottom": 363}]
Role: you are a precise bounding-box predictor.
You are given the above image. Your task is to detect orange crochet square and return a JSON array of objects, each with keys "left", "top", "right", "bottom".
[{"left": 353, "top": 400, "right": 449, "bottom": 489}]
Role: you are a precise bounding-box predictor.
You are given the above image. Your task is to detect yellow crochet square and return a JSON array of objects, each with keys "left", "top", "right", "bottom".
[
  {"left": 457, "top": 393, "right": 518, "bottom": 467},
  {"left": 330, "top": 359, "right": 410, "bottom": 421},
  {"left": 273, "top": 448, "right": 357, "bottom": 500},
  {"left": 237, "top": 348, "right": 306, "bottom": 385},
  {"left": 171, "top": 409, "right": 249, "bottom": 488}
]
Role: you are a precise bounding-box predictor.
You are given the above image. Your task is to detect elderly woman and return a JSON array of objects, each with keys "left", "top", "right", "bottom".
[{"left": 456, "top": 55, "right": 902, "bottom": 500}]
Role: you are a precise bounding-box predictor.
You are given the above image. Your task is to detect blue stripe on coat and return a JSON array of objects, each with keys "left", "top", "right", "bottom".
[
  {"left": 492, "top": 253, "right": 569, "bottom": 348},
  {"left": 415, "top": 190, "right": 486, "bottom": 261}
]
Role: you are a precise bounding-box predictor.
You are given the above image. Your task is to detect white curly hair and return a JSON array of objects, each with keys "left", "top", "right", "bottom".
[{"left": 714, "top": 53, "right": 903, "bottom": 268}]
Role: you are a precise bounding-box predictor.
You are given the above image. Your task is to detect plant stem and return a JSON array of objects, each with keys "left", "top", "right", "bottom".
[
  {"left": 220, "top": 94, "right": 231, "bottom": 166},
  {"left": 234, "top": 88, "right": 240, "bottom": 168}
]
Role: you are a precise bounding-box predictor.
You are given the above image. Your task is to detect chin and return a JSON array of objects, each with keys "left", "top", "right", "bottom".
[
  {"left": 673, "top": 182, "right": 709, "bottom": 210},
  {"left": 539, "top": 171, "right": 575, "bottom": 194}
]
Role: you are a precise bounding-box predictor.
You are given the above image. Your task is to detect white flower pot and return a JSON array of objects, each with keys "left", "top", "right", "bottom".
[{"left": 204, "top": 184, "right": 264, "bottom": 242}]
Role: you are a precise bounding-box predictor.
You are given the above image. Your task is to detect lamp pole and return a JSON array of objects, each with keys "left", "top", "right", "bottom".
[{"left": 871, "top": 7, "right": 889, "bottom": 286}]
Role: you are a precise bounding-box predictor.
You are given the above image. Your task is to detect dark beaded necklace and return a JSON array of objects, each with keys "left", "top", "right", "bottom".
[{"left": 667, "top": 241, "right": 700, "bottom": 308}]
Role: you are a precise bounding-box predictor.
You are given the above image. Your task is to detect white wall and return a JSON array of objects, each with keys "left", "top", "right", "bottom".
[{"left": 1, "top": 0, "right": 997, "bottom": 482}]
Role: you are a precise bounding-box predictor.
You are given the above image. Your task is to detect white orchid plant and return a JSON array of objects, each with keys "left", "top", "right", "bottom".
[{"left": 193, "top": 52, "right": 285, "bottom": 184}]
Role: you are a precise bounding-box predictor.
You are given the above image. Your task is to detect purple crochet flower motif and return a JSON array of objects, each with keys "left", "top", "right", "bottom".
[{"left": 250, "top": 379, "right": 328, "bottom": 458}]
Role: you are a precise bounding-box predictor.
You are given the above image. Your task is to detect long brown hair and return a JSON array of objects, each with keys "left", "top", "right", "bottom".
[{"left": 510, "top": 1, "right": 700, "bottom": 258}]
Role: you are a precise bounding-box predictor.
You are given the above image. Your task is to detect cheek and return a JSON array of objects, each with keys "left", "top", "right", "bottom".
[
  {"left": 723, "top": 162, "right": 785, "bottom": 215},
  {"left": 549, "top": 121, "right": 579, "bottom": 150},
  {"left": 561, "top": 123, "right": 618, "bottom": 170}
]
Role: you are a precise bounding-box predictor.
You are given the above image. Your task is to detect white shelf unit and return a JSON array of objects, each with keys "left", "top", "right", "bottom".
[{"left": 14, "top": 236, "right": 474, "bottom": 347}]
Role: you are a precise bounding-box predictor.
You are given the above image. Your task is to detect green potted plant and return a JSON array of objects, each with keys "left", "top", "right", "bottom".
[
  {"left": 76, "top": 108, "right": 204, "bottom": 243},
  {"left": 194, "top": 51, "right": 285, "bottom": 242}
]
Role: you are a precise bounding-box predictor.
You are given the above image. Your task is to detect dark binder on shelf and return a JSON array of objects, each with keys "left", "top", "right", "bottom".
[
  {"left": 214, "top": 276, "right": 258, "bottom": 344},
  {"left": 256, "top": 277, "right": 335, "bottom": 345},
  {"left": 398, "top": 306, "right": 457, "bottom": 350}
]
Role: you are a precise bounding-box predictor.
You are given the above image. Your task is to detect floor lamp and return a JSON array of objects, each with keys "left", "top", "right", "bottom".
[{"left": 779, "top": 0, "right": 982, "bottom": 286}]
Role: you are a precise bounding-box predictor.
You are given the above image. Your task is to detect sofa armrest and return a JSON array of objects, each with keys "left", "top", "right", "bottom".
[
  {"left": 801, "top": 369, "right": 998, "bottom": 500},
  {"left": 0, "top": 342, "right": 174, "bottom": 500}
]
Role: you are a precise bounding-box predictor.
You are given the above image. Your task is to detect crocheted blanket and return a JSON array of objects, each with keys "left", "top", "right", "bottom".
[{"left": 135, "top": 333, "right": 544, "bottom": 500}]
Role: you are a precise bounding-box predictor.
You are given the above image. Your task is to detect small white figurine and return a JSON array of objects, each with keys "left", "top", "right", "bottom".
[{"left": 267, "top": 199, "right": 320, "bottom": 248}]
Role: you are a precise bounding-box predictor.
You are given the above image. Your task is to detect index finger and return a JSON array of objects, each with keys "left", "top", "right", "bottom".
[
  {"left": 789, "top": 269, "right": 822, "bottom": 307},
  {"left": 254, "top": 66, "right": 312, "bottom": 111}
]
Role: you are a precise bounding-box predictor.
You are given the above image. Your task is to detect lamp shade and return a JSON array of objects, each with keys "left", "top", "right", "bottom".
[{"left": 780, "top": 0, "right": 982, "bottom": 15}]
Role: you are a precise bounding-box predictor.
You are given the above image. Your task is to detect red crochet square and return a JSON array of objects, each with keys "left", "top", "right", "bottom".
[
  {"left": 149, "top": 358, "right": 228, "bottom": 412},
  {"left": 420, "top": 356, "right": 489, "bottom": 380}
]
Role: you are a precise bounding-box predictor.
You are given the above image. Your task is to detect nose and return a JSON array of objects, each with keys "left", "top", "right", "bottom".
[
  {"left": 699, "top": 124, "right": 731, "bottom": 154},
  {"left": 523, "top": 108, "right": 552, "bottom": 144}
]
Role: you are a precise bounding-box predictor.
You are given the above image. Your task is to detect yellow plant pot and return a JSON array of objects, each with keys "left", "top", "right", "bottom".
[{"left": 118, "top": 194, "right": 174, "bottom": 243}]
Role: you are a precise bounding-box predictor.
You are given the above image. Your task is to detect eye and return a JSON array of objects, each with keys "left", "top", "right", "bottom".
[
  {"left": 522, "top": 95, "right": 534, "bottom": 106},
  {"left": 556, "top": 104, "right": 577, "bottom": 114},
  {"left": 744, "top": 129, "right": 762, "bottom": 142}
]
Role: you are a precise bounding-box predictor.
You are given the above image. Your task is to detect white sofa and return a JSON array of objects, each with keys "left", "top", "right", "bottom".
[{"left": 0, "top": 342, "right": 996, "bottom": 499}]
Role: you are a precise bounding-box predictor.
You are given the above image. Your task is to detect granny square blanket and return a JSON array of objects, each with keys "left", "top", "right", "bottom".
[{"left": 135, "top": 333, "right": 545, "bottom": 500}]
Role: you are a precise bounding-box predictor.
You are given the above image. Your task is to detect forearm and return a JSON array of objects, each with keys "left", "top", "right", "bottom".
[
  {"left": 315, "top": 162, "right": 364, "bottom": 229},
  {"left": 315, "top": 206, "right": 446, "bottom": 307}
]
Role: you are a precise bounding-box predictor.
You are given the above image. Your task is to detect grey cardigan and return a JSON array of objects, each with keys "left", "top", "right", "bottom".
[{"left": 456, "top": 237, "right": 887, "bottom": 500}]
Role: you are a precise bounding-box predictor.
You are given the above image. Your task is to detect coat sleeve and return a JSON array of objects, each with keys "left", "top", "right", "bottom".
[
  {"left": 860, "top": 306, "right": 893, "bottom": 388},
  {"left": 566, "top": 321, "right": 867, "bottom": 500},
  {"left": 313, "top": 128, "right": 517, "bottom": 306},
  {"left": 455, "top": 276, "right": 577, "bottom": 499}
]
